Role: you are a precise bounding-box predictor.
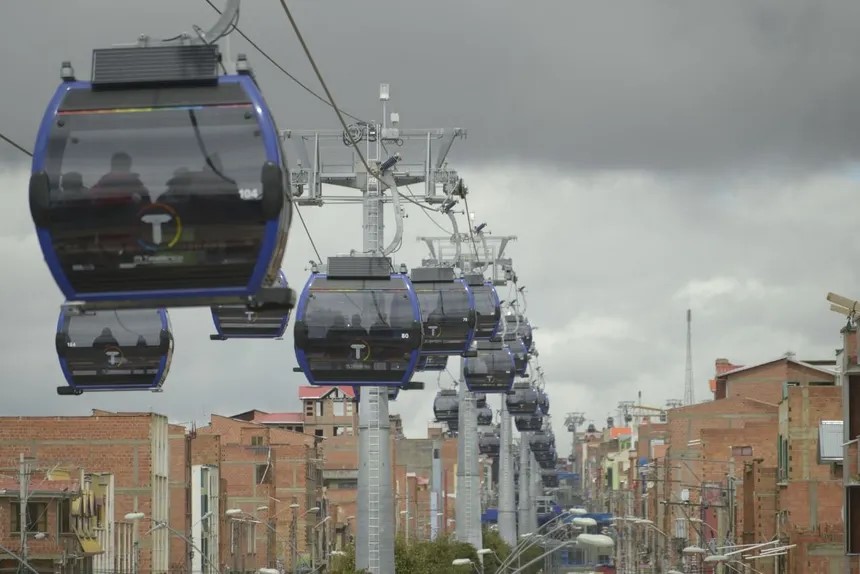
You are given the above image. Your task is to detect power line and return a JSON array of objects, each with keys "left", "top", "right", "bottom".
[
  {"left": 277, "top": 0, "right": 373, "bottom": 177},
  {"left": 0, "top": 132, "right": 32, "bottom": 158},
  {"left": 276, "top": 0, "right": 456, "bottom": 243},
  {"left": 202, "top": 0, "right": 365, "bottom": 123},
  {"left": 291, "top": 200, "right": 322, "bottom": 263}
]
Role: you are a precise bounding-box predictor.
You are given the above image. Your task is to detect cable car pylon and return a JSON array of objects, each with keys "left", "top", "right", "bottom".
[
  {"left": 285, "top": 84, "right": 465, "bottom": 574},
  {"left": 419, "top": 229, "right": 520, "bottom": 551}
]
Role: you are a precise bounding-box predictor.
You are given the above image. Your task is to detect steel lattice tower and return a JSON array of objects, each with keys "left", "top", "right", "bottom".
[{"left": 684, "top": 308, "right": 694, "bottom": 405}]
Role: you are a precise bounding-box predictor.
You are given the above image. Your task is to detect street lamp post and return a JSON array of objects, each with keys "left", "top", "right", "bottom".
[{"left": 125, "top": 512, "right": 221, "bottom": 574}]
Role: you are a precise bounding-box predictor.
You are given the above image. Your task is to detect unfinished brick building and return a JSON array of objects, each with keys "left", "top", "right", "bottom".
[{"left": 0, "top": 412, "right": 175, "bottom": 574}]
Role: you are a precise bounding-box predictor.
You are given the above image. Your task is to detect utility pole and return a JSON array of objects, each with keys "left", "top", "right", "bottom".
[
  {"left": 18, "top": 453, "right": 32, "bottom": 574},
  {"left": 290, "top": 506, "right": 297, "bottom": 574},
  {"left": 286, "top": 84, "right": 465, "bottom": 574}
]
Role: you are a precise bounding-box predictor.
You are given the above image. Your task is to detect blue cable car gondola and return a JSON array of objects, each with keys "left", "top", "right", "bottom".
[
  {"left": 502, "top": 333, "right": 529, "bottom": 377},
  {"left": 537, "top": 388, "right": 550, "bottom": 415},
  {"left": 529, "top": 431, "right": 555, "bottom": 452},
  {"left": 293, "top": 256, "right": 423, "bottom": 386},
  {"left": 210, "top": 270, "right": 291, "bottom": 340},
  {"left": 541, "top": 469, "right": 560, "bottom": 488},
  {"left": 416, "top": 354, "right": 449, "bottom": 371},
  {"left": 411, "top": 266, "right": 476, "bottom": 355},
  {"left": 506, "top": 382, "right": 539, "bottom": 415},
  {"left": 515, "top": 413, "right": 543, "bottom": 432},
  {"left": 463, "top": 340, "right": 515, "bottom": 393},
  {"left": 474, "top": 391, "right": 487, "bottom": 409},
  {"left": 479, "top": 431, "right": 500, "bottom": 456},
  {"left": 29, "top": 45, "right": 293, "bottom": 311},
  {"left": 464, "top": 274, "right": 501, "bottom": 340},
  {"left": 433, "top": 389, "right": 459, "bottom": 422},
  {"left": 55, "top": 304, "right": 173, "bottom": 395},
  {"left": 476, "top": 405, "right": 493, "bottom": 426},
  {"left": 507, "top": 312, "right": 534, "bottom": 352}
]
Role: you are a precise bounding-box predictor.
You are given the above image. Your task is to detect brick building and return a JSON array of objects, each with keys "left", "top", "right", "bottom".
[
  {"left": 776, "top": 382, "right": 844, "bottom": 572},
  {"left": 0, "top": 412, "right": 173, "bottom": 574},
  {"left": 194, "top": 414, "right": 321, "bottom": 573},
  {"left": 632, "top": 354, "right": 844, "bottom": 571}
]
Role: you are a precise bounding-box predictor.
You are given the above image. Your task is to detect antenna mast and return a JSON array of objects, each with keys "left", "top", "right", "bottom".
[{"left": 684, "top": 308, "right": 694, "bottom": 405}]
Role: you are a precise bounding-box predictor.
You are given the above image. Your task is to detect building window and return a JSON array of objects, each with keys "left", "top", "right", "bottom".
[
  {"left": 255, "top": 464, "right": 271, "bottom": 485},
  {"left": 333, "top": 401, "right": 345, "bottom": 417},
  {"left": 305, "top": 401, "right": 314, "bottom": 417},
  {"left": 346, "top": 402, "right": 354, "bottom": 415},
  {"left": 732, "top": 446, "right": 753, "bottom": 457},
  {"left": 777, "top": 435, "right": 788, "bottom": 482},
  {"left": 57, "top": 499, "right": 72, "bottom": 534},
  {"left": 315, "top": 429, "right": 324, "bottom": 438},
  {"left": 10, "top": 502, "right": 48, "bottom": 534},
  {"left": 251, "top": 436, "right": 263, "bottom": 446},
  {"left": 315, "top": 401, "right": 323, "bottom": 417}
]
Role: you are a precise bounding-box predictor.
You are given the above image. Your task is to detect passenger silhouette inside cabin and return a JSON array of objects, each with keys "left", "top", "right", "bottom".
[
  {"left": 136, "top": 335, "right": 147, "bottom": 347},
  {"left": 90, "top": 152, "right": 152, "bottom": 206},
  {"left": 161, "top": 167, "right": 193, "bottom": 204},
  {"left": 92, "top": 327, "right": 119, "bottom": 349},
  {"left": 347, "top": 314, "right": 366, "bottom": 336}
]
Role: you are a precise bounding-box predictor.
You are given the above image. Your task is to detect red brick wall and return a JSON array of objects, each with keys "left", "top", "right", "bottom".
[
  {"left": 666, "top": 397, "right": 778, "bottom": 505},
  {"left": 0, "top": 414, "right": 163, "bottom": 572},
  {"left": 196, "top": 416, "right": 322, "bottom": 572},
  {"left": 724, "top": 360, "right": 834, "bottom": 405},
  {"left": 701, "top": 423, "right": 776, "bottom": 544},
  {"left": 168, "top": 424, "right": 189, "bottom": 572},
  {"left": 781, "top": 385, "right": 841, "bottom": 482}
]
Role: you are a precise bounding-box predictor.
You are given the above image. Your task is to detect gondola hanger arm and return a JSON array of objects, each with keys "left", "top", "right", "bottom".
[{"left": 197, "top": 0, "right": 240, "bottom": 44}]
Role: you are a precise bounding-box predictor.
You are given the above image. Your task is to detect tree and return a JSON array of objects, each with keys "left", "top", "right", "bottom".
[{"left": 329, "top": 535, "right": 480, "bottom": 573}]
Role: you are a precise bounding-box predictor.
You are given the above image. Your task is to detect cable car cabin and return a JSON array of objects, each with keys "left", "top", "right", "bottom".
[
  {"left": 498, "top": 334, "right": 529, "bottom": 377},
  {"left": 293, "top": 256, "right": 423, "bottom": 386},
  {"left": 411, "top": 267, "right": 476, "bottom": 356},
  {"left": 464, "top": 274, "right": 501, "bottom": 341},
  {"left": 541, "top": 470, "right": 559, "bottom": 488},
  {"left": 210, "top": 270, "right": 291, "bottom": 340},
  {"left": 514, "top": 414, "right": 543, "bottom": 432},
  {"left": 29, "top": 45, "right": 293, "bottom": 310},
  {"left": 535, "top": 446, "right": 557, "bottom": 464},
  {"left": 474, "top": 391, "right": 487, "bottom": 409},
  {"left": 476, "top": 405, "right": 493, "bottom": 426},
  {"left": 416, "top": 354, "right": 449, "bottom": 372},
  {"left": 462, "top": 340, "right": 515, "bottom": 393},
  {"left": 529, "top": 432, "right": 555, "bottom": 452},
  {"left": 537, "top": 388, "right": 550, "bottom": 415},
  {"left": 505, "top": 313, "right": 534, "bottom": 352},
  {"left": 506, "top": 382, "right": 539, "bottom": 415},
  {"left": 55, "top": 304, "right": 173, "bottom": 394},
  {"left": 478, "top": 432, "right": 500, "bottom": 456},
  {"left": 433, "top": 389, "right": 459, "bottom": 423},
  {"left": 537, "top": 452, "right": 558, "bottom": 470}
]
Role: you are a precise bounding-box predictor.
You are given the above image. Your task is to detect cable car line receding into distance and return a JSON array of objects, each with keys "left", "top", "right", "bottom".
[{"left": 5, "top": 1, "right": 562, "bottom": 558}]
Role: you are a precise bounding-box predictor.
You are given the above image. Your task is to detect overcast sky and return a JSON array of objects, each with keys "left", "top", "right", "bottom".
[{"left": 1, "top": 0, "right": 859, "bottom": 458}]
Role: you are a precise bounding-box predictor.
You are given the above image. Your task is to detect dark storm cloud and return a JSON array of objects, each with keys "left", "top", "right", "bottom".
[
  {"left": 2, "top": 1, "right": 860, "bottom": 451},
  {"left": 2, "top": 0, "right": 860, "bottom": 173}
]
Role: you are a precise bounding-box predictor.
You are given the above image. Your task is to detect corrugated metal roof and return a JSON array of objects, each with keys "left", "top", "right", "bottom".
[{"left": 818, "top": 420, "right": 843, "bottom": 463}]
